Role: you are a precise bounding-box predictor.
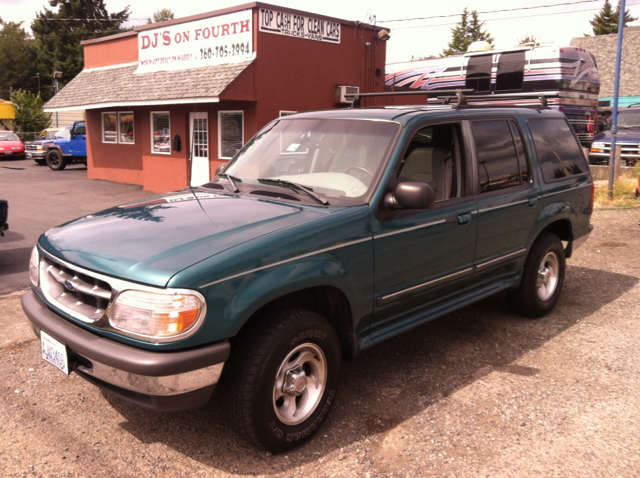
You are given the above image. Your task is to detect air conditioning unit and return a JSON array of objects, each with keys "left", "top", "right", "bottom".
[{"left": 336, "top": 85, "right": 359, "bottom": 104}]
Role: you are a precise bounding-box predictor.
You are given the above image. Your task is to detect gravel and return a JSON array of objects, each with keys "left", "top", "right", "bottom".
[{"left": 1, "top": 208, "right": 639, "bottom": 477}]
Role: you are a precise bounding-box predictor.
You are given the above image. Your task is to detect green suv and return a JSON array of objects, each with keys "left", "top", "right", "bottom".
[{"left": 22, "top": 97, "right": 593, "bottom": 453}]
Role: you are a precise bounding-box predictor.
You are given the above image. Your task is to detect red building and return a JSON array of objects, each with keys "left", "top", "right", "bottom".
[{"left": 44, "top": 2, "right": 389, "bottom": 192}]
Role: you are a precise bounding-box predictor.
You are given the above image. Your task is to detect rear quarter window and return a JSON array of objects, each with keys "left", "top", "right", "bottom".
[{"left": 528, "top": 118, "right": 589, "bottom": 182}]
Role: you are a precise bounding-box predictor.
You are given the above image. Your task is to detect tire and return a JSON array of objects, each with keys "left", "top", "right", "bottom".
[
  {"left": 46, "top": 150, "right": 66, "bottom": 170},
  {"left": 508, "top": 232, "right": 566, "bottom": 318},
  {"left": 225, "top": 309, "right": 341, "bottom": 453}
]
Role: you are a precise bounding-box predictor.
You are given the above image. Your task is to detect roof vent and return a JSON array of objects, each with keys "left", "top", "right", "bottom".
[{"left": 467, "top": 41, "right": 493, "bottom": 53}]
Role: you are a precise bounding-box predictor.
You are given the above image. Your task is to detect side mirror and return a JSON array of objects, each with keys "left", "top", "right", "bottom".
[
  {"left": 215, "top": 163, "right": 227, "bottom": 176},
  {"left": 384, "top": 181, "right": 435, "bottom": 210}
]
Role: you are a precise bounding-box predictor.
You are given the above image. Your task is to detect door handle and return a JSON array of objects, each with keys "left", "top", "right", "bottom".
[
  {"left": 458, "top": 213, "right": 472, "bottom": 225},
  {"left": 528, "top": 197, "right": 539, "bottom": 207}
]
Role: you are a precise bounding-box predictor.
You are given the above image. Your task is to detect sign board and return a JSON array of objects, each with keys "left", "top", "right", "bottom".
[
  {"left": 258, "top": 8, "right": 340, "bottom": 44},
  {"left": 137, "top": 10, "right": 253, "bottom": 74}
]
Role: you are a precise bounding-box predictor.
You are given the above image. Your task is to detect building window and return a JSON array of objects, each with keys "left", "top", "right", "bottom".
[
  {"left": 151, "top": 112, "right": 171, "bottom": 154},
  {"left": 219, "top": 111, "right": 243, "bottom": 159},
  {"left": 102, "top": 112, "right": 117, "bottom": 143},
  {"left": 118, "top": 112, "right": 134, "bottom": 144}
]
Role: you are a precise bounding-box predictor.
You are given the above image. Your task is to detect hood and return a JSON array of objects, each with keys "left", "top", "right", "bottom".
[
  {"left": 594, "top": 129, "right": 640, "bottom": 143},
  {"left": 26, "top": 139, "right": 55, "bottom": 146},
  {"left": 39, "top": 190, "right": 330, "bottom": 286}
]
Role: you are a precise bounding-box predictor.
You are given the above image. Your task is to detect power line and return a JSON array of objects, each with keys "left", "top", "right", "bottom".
[
  {"left": 389, "top": 2, "right": 640, "bottom": 31},
  {"left": 379, "top": 0, "right": 603, "bottom": 23}
]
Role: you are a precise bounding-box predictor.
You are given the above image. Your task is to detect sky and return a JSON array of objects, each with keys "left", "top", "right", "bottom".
[{"left": 1, "top": 0, "right": 640, "bottom": 63}]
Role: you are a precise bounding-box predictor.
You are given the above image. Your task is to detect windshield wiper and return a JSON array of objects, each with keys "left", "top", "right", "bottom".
[
  {"left": 257, "top": 178, "right": 329, "bottom": 205},
  {"left": 218, "top": 173, "right": 241, "bottom": 193}
]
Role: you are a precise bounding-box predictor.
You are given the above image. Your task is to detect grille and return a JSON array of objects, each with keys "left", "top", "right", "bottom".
[
  {"left": 26, "top": 144, "right": 40, "bottom": 152},
  {"left": 41, "top": 256, "right": 113, "bottom": 323}
]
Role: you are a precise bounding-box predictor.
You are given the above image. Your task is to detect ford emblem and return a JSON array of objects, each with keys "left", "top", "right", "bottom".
[{"left": 64, "top": 280, "right": 75, "bottom": 291}]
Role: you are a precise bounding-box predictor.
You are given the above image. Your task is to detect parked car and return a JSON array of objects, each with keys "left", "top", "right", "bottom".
[
  {"left": 25, "top": 126, "right": 72, "bottom": 165},
  {"left": 44, "top": 121, "right": 87, "bottom": 170},
  {"left": 589, "top": 104, "right": 640, "bottom": 166},
  {"left": 22, "top": 96, "right": 594, "bottom": 453},
  {"left": 0, "top": 198, "right": 7, "bottom": 236},
  {"left": 0, "top": 131, "right": 25, "bottom": 159}
]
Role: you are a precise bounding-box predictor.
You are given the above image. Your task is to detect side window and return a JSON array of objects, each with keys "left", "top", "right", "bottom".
[
  {"left": 465, "top": 55, "right": 492, "bottom": 93},
  {"left": 472, "top": 120, "right": 523, "bottom": 193},
  {"left": 398, "top": 123, "right": 464, "bottom": 202},
  {"left": 528, "top": 118, "right": 589, "bottom": 182},
  {"left": 496, "top": 51, "right": 525, "bottom": 91}
]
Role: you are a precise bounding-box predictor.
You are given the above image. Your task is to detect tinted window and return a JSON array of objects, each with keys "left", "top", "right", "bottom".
[
  {"left": 465, "top": 55, "right": 492, "bottom": 93},
  {"left": 472, "top": 120, "right": 522, "bottom": 192},
  {"left": 509, "top": 121, "right": 529, "bottom": 182},
  {"left": 528, "top": 118, "right": 588, "bottom": 182},
  {"left": 496, "top": 51, "right": 525, "bottom": 91}
]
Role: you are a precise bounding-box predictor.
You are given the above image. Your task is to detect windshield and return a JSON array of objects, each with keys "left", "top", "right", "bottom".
[
  {"left": 617, "top": 110, "right": 640, "bottom": 129},
  {"left": 0, "top": 132, "right": 19, "bottom": 141},
  {"left": 55, "top": 127, "right": 71, "bottom": 139},
  {"left": 223, "top": 118, "right": 400, "bottom": 200}
]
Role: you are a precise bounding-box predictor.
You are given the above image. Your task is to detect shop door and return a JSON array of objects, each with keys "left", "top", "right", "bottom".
[{"left": 189, "top": 112, "right": 209, "bottom": 186}]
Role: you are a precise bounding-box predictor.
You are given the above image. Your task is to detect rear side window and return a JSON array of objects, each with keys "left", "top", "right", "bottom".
[
  {"left": 472, "top": 120, "right": 526, "bottom": 193},
  {"left": 528, "top": 118, "right": 588, "bottom": 182}
]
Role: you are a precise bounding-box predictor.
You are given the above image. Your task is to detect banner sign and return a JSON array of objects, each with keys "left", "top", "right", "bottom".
[
  {"left": 258, "top": 8, "right": 340, "bottom": 44},
  {"left": 137, "top": 10, "right": 253, "bottom": 74}
]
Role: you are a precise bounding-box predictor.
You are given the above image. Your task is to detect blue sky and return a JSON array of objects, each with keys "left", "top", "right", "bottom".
[{"left": 2, "top": 0, "right": 639, "bottom": 62}]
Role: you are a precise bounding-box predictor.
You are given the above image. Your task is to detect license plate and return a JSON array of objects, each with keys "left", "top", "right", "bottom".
[
  {"left": 3, "top": 151, "right": 12, "bottom": 155},
  {"left": 41, "top": 331, "right": 69, "bottom": 374}
]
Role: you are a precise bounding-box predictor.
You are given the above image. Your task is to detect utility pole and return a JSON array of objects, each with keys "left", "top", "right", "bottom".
[{"left": 608, "top": 0, "right": 626, "bottom": 199}]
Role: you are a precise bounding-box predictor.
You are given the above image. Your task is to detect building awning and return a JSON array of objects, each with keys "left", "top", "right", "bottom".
[
  {"left": 0, "top": 101, "right": 15, "bottom": 119},
  {"left": 44, "top": 59, "right": 254, "bottom": 112}
]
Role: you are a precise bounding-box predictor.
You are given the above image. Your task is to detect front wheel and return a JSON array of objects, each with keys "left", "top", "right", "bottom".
[
  {"left": 508, "top": 232, "right": 566, "bottom": 318},
  {"left": 225, "top": 309, "right": 341, "bottom": 453},
  {"left": 46, "top": 150, "right": 66, "bottom": 170}
]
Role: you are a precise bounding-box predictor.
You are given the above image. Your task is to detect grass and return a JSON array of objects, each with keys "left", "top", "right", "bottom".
[{"left": 593, "top": 164, "right": 640, "bottom": 209}]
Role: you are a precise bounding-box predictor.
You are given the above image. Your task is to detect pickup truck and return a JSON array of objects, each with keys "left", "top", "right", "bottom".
[
  {"left": 25, "top": 126, "right": 72, "bottom": 165},
  {"left": 44, "top": 121, "right": 87, "bottom": 170}
]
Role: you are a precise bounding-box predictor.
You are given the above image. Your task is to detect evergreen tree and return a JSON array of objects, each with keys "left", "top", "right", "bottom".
[
  {"left": 31, "top": 0, "right": 130, "bottom": 101},
  {"left": 10, "top": 90, "right": 51, "bottom": 133},
  {"left": 147, "top": 8, "right": 175, "bottom": 24},
  {"left": 590, "top": 0, "right": 638, "bottom": 35},
  {"left": 517, "top": 34, "right": 539, "bottom": 45},
  {"left": 442, "top": 8, "right": 494, "bottom": 56},
  {"left": 0, "top": 18, "right": 38, "bottom": 100}
]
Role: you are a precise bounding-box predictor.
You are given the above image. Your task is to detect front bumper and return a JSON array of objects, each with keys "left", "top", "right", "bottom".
[{"left": 22, "top": 290, "right": 230, "bottom": 411}]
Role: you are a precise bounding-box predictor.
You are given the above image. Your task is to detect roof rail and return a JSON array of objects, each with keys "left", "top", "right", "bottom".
[
  {"left": 350, "top": 89, "right": 473, "bottom": 108},
  {"left": 351, "top": 89, "right": 549, "bottom": 109}
]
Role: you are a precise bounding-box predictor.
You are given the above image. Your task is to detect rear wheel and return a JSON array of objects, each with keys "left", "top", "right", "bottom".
[
  {"left": 225, "top": 309, "right": 341, "bottom": 453},
  {"left": 508, "top": 232, "right": 566, "bottom": 318},
  {"left": 46, "top": 150, "right": 66, "bottom": 170}
]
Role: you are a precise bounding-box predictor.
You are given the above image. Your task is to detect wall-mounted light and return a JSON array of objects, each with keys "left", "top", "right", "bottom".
[
  {"left": 53, "top": 71, "right": 63, "bottom": 79},
  {"left": 377, "top": 29, "right": 390, "bottom": 42}
]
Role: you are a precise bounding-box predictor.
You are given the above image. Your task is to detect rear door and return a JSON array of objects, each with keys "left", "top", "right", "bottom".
[{"left": 469, "top": 118, "right": 541, "bottom": 288}]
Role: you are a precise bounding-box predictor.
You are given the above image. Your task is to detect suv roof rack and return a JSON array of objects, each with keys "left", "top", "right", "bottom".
[{"left": 350, "top": 89, "right": 549, "bottom": 109}]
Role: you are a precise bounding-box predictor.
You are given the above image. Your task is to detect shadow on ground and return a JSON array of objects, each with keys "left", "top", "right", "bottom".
[{"left": 99, "top": 265, "right": 637, "bottom": 474}]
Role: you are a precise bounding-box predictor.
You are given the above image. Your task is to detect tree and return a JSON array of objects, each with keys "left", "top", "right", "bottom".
[
  {"left": 517, "top": 34, "right": 539, "bottom": 45},
  {"left": 442, "top": 8, "right": 494, "bottom": 56},
  {"left": 10, "top": 90, "right": 51, "bottom": 133},
  {"left": 0, "top": 18, "right": 38, "bottom": 100},
  {"left": 590, "top": 0, "right": 638, "bottom": 35},
  {"left": 147, "top": 8, "right": 175, "bottom": 24},
  {"left": 31, "top": 0, "right": 131, "bottom": 101}
]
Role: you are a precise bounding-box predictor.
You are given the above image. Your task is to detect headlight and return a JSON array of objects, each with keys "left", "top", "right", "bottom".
[
  {"left": 37, "top": 145, "right": 44, "bottom": 151},
  {"left": 30, "top": 247, "right": 39, "bottom": 287},
  {"left": 108, "top": 290, "right": 205, "bottom": 340}
]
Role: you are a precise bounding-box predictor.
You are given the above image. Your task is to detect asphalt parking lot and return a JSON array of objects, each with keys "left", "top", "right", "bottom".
[
  {"left": 1, "top": 158, "right": 639, "bottom": 476},
  {"left": 0, "top": 157, "right": 154, "bottom": 294}
]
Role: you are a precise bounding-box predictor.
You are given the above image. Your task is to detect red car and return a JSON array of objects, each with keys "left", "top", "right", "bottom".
[{"left": 0, "top": 131, "right": 25, "bottom": 159}]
